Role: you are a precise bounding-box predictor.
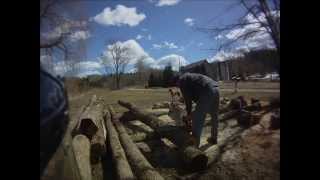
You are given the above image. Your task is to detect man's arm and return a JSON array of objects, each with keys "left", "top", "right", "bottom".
[{"left": 180, "top": 87, "right": 192, "bottom": 115}]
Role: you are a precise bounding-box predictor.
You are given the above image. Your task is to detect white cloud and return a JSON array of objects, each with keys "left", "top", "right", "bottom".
[
  {"left": 93, "top": 5, "right": 146, "bottom": 27},
  {"left": 102, "top": 39, "right": 156, "bottom": 66},
  {"left": 49, "top": 41, "right": 190, "bottom": 77},
  {"left": 141, "top": 28, "right": 148, "bottom": 32},
  {"left": 208, "top": 50, "right": 244, "bottom": 63},
  {"left": 40, "top": 55, "right": 55, "bottom": 74},
  {"left": 152, "top": 41, "right": 178, "bottom": 49},
  {"left": 184, "top": 18, "right": 194, "bottom": 26},
  {"left": 135, "top": 34, "right": 152, "bottom": 40},
  {"left": 177, "top": 46, "right": 185, "bottom": 51},
  {"left": 156, "top": 0, "right": 181, "bottom": 7},
  {"left": 215, "top": 34, "right": 223, "bottom": 40},
  {"left": 152, "top": 44, "right": 162, "bottom": 49},
  {"left": 41, "top": 21, "right": 88, "bottom": 41},
  {"left": 100, "top": 40, "right": 189, "bottom": 73},
  {"left": 70, "top": 30, "right": 91, "bottom": 42},
  {"left": 155, "top": 54, "right": 188, "bottom": 71},
  {"left": 53, "top": 60, "right": 103, "bottom": 77},
  {"left": 136, "top": 34, "right": 143, "bottom": 40}
]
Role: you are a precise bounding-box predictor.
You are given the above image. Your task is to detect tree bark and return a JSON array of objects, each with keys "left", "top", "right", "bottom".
[
  {"left": 219, "top": 109, "right": 240, "bottom": 122},
  {"left": 72, "top": 95, "right": 99, "bottom": 140},
  {"left": 109, "top": 106, "right": 165, "bottom": 180},
  {"left": 104, "top": 109, "right": 136, "bottom": 180},
  {"left": 130, "top": 131, "right": 158, "bottom": 142},
  {"left": 72, "top": 134, "right": 92, "bottom": 180},
  {"left": 73, "top": 95, "right": 107, "bottom": 164},
  {"left": 118, "top": 100, "right": 208, "bottom": 172},
  {"left": 119, "top": 109, "right": 169, "bottom": 122}
]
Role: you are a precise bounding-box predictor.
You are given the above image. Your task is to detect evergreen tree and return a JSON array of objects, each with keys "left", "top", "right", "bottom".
[{"left": 162, "top": 64, "right": 174, "bottom": 87}]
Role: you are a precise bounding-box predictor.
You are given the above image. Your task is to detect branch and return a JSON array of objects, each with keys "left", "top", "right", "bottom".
[
  {"left": 197, "top": 21, "right": 262, "bottom": 34},
  {"left": 240, "top": 0, "right": 269, "bottom": 29},
  {"left": 40, "top": 34, "right": 64, "bottom": 49},
  {"left": 217, "top": 29, "right": 264, "bottom": 51},
  {"left": 56, "top": 42, "right": 69, "bottom": 60},
  {"left": 40, "top": 0, "right": 57, "bottom": 19}
]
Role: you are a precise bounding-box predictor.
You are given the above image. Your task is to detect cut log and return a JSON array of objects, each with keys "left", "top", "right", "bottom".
[
  {"left": 104, "top": 109, "right": 136, "bottom": 180},
  {"left": 152, "top": 101, "right": 170, "bottom": 109},
  {"left": 237, "top": 110, "right": 264, "bottom": 128},
  {"left": 72, "top": 135, "right": 92, "bottom": 180},
  {"left": 118, "top": 100, "right": 208, "bottom": 172},
  {"left": 72, "top": 118, "right": 98, "bottom": 140},
  {"left": 74, "top": 95, "right": 107, "bottom": 164},
  {"left": 228, "top": 96, "right": 247, "bottom": 110},
  {"left": 146, "top": 108, "right": 169, "bottom": 116},
  {"left": 72, "top": 100, "right": 98, "bottom": 140},
  {"left": 41, "top": 130, "right": 82, "bottom": 180},
  {"left": 219, "top": 109, "right": 240, "bottom": 122},
  {"left": 120, "top": 109, "right": 169, "bottom": 122},
  {"left": 91, "top": 111, "right": 107, "bottom": 163},
  {"left": 91, "top": 162, "right": 104, "bottom": 180},
  {"left": 130, "top": 131, "right": 157, "bottom": 142},
  {"left": 109, "top": 106, "right": 164, "bottom": 180}
]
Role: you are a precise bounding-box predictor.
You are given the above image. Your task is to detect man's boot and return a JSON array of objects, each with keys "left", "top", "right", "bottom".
[{"left": 207, "top": 137, "right": 217, "bottom": 145}]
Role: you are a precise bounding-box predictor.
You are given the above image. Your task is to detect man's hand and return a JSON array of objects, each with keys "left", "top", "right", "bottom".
[{"left": 183, "top": 114, "right": 192, "bottom": 133}]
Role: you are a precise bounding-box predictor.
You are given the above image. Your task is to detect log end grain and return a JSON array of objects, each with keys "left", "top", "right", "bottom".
[
  {"left": 190, "top": 154, "right": 208, "bottom": 172},
  {"left": 79, "top": 118, "right": 99, "bottom": 140},
  {"left": 182, "top": 146, "right": 208, "bottom": 172}
]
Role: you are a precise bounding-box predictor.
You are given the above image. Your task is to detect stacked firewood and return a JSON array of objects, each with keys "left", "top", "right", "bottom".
[
  {"left": 69, "top": 94, "right": 280, "bottom": 180},
  {"left": 71, "top": 95, "right": 165, "bottom": 180}
]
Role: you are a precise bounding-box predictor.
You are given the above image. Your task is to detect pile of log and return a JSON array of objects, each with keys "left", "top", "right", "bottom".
[
  {"left": 152, "top": 101, "right": 170, "bottom": 109},
  {"left": 237, "top": 110, "right": 263, "bottom": 128},
  {"left": 68, "top": 94, "right": 279, "bottom": 180},
  {"left": 71, "top": 95, "right": 107, "bottom": 180},
  {"left": 109, "top": 106, "right": 164, "bottom": 180},
  {"left": 118, "top": 100, "right": 209, "bottom": 172},
  {"left": 70, "top": 95, "right": 166, "bottom": 180}
]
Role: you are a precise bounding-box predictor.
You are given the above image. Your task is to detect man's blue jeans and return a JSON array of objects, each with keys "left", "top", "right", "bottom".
[{"left": 191, "top": 87, "right": 219, "bottom": 146}]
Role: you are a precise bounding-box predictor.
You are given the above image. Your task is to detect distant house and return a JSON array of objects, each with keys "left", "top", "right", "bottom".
[
  {"left": 180, "top": 59, "right": 217, "bottom": 80},
  {"left": 210, "top": 60, "right": 232, "bottom": 81},
  {"left": 180, "top": 59, "right": 232, "bottom": 81}
]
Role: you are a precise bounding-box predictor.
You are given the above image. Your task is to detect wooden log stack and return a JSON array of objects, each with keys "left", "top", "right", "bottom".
[
  {"left": 109, "top": 106, "right": 165, "bottom": 180},
  {"left": 71, "top": 95, "right": 108, "bottom": 180},
  {"left": 118, "top": 100, "right": 208, "bottom": 172},
  {"left": 72, "top": 134, "right": 92, "bottom": 180},
  {"left": 104, "top": 109, "right": 136, "bottom": 180}
]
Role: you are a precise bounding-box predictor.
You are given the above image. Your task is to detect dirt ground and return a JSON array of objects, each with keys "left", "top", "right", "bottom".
[{"left": 67, "top": 81, "right": 280, "bottom": 180}]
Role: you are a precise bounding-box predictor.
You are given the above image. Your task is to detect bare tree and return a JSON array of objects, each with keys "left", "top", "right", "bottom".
[
  {"left": 101, "top": 40, "right": 131, "bottom": 89},
  {"left": 40, "top": 0, "right": 89, "bottom": 76},
  {"left": 198, "top": 0, "right": 280, "bottom": 54}
]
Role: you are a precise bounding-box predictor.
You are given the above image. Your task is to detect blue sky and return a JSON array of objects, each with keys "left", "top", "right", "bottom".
[
  {"left": 85, "top": 0, "right": 244, "bottom": 61},
  {"left": 43, "top": 0, "right": 277, "bottom": 76}
]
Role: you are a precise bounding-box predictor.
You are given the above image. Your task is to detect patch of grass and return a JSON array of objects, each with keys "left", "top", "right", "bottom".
[
  {"left": 68, "top": 86, "right": 279, "bottom": 123},
  {"left": 221, "top": 91, "right": 279, "bottom": 102}
]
